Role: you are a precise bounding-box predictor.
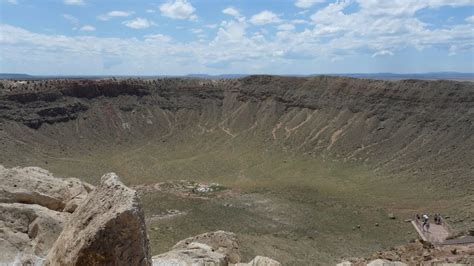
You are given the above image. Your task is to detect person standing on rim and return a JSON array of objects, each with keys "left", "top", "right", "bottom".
[{"left": 422, "top": 214, "right": 429, "bottom": 232}]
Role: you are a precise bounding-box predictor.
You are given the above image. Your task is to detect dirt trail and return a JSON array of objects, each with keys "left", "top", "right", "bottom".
[{"left": 412, "top": 220, "right": 454, "bottom": 244}]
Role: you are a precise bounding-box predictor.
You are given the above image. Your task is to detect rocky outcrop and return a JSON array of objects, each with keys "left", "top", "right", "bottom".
[
  {"left": 338, "top": 259, "right": 408, "bottom": 266},
  {"left": 152, "top": 231, "right": 280, "bottom": 266},
  {"left": 234, "top": 256, "right": 281, "bottom": 266},
  {"left": 152, "top": 242, "right": 227, "bottom": 266},
  {"left": 0, "top": 165, "right": 93, "bottom": 265},
  {"left": 0, "top": 98, "right": 88, "bottom": 129},
  {"left": 367, "top": 259, "right": 407, "bottom": 266},
  {"left": 0, "top": 78, "right": 221, "bottom": 129},
  {"left": 340, "top": 239, "right": 474, "bottom": 265},
  {"left": 172, "top": 231, "right": 241, "bottom": 264},
  {"left": 0, "top": 203, "right": 68, "bottom": 265},
  {"left": 0, "top": 79, "right": 150, "bottom": 128},
  {"left": 0, "top": 165, "right": 92, "bottom": 212},
  {"left": 45, "top": 173, "right": 151, "bottom": 266}
]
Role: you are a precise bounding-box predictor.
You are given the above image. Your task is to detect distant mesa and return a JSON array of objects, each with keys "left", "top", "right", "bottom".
[{"left": 0, "top": 73, "right": 35, "bottom": 80}]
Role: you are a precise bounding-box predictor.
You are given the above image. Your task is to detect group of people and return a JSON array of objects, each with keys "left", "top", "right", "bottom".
[{"left": 416, "top": 213, "right": 442, "bottom": 232}]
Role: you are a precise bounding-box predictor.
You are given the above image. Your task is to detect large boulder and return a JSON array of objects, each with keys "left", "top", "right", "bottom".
[
  {"left": 234, "top": 256, "right": 281, "bottom": 266},
  {"left": 0, "top": 165, "right": 91, "bottom": 265},
  {"left": 45, "top": 173, "right": 151, "bottom": 266},
  {"left": 0, "top": 203, "right": 68, "bottom": 265},
  {"left": 336, "top": 261, "right": 354, "bottom": 266},
  {"left": 172, "top": 231, "right": 241, "bottom": 264},
  {"left": 0, "top": 165, "right": 93, "bottom": 212},
  {"left": 152, "top": 232, "right": 280, "bottom": 266},
  {"left": 152, "top": 242, "right": 227, "bottom": 266},
  {"left": 367, "top": 259, "right": 407, "bottom": 266}
]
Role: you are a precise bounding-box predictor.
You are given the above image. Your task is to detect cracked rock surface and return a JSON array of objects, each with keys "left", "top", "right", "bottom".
[{"left": 0, "top": 165, "right": 92, "bottom": 265}]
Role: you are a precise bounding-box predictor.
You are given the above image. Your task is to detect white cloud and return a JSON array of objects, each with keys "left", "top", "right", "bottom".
[
  {"left": 356, "top": 0, "right": 473, "bottom": 16},
  {"left": 122, "top": 18, "right": 154, "bottom": 29},
  {"left": 291, "top": 19, "right": 309, "bottom": 24},
  {"left": 305, "top": 0, "right": 474, "bottom": 59},
  {"left": 63, "top": 14, "right": 79, "bottom": 24},
  {"left": 206, "top": 24, "right": 218, "bottom": 29},
  {"left": 144, "top": 34, "right": 172, "bottom": 42},
  {"left": 250, "top": 11, "right": 281, "bottom": 25},
  {"left": 146, "top": 9, "right": 156, "bottom": 13},
  {"left": 98, "top": 11, "right": 133, "bottom": 21},
  {"left": 63, "top": 0, "right": 84, "bottom": 6},
  {"left": 295, "top": 0, "right": 325, "bottom": 9},
  {"left": 160, "top": 0, "right": 196, "bottom": 20},
  {"left": 215, "top": 19, "right": 247, "bottom": 42},
  {"left": 1, "top": 0, "right": 473, "bottom": 75},
  {"left": 191, "top": 28, "right": 207, "bottom": 39},
  {"left": 222, "top": 7, "right": 240, "bottom": 18},
  {"left": 466, "top": 15, "right": 474, "bottom": 23},
  {"left": 63, "top": 14, "right": 98, "bottom": 32},
  {"left": 297, "top": 10, "right": 310, "bottom": 15},
  {"left": 310, "top": 0, "right": 352, "bottom": 26},
  {"left": 7, "top": 0, "right": 18, "bottom": 4},
  {"left": 107, "top": 11, "right": 131, "bottom": 17},
  {"left": 80, "top": 25, "right": 95, "bottom": 31},
  {"left": 277, "top": 23, "right": 295, "bottom": 31},
  {"left": 372, "top": 50, "right": 394, "bottom": 57}
]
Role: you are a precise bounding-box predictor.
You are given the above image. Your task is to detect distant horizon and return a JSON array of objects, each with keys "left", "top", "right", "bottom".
[
  {"left": 2, "top": 72, "right": 474, "bottom": 81},
  {"left": 2, "top": 71, "right": 474, "bottom": 77}
]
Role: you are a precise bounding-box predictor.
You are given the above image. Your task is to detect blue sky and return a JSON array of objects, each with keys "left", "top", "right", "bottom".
[{"left": 0, "top": 0, "right": 473, "bottom": 75}]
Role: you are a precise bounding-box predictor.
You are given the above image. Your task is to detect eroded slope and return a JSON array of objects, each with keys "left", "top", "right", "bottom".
[{"left": 0, "top": 76, "right": 472, "bottom": 186}]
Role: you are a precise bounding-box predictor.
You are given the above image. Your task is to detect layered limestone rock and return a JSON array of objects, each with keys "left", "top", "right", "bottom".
[
  {"left": 45, "top": 173, "right": 151, "bottom": 266},
  {"left": 337, "top": 260, "right": 408, "bottom": 266},
  {"left": 0, "top": 165, "right": 93, "bottom": 213},
  {"left": 234, "top": 256, "right": 282, "bottom": 266},
  {"left": 152, "top": 231, "right": 280, "bottom": 266},
  {"left": 0, "top": 165, "right": 93, "bottom": 265},
  {"left": 0, "top": 203, "right": 68, "bottom": 265},
  {"left": 339, "top": 239, "right": 474, "bottom": 265},
  {"left": 152, "top": 242, "right": 227, "bottom": 266},
  {"left": 172, "top": 231, "right": 241, "bottom": 264},
  {"left": 367, "top": 259, "right": 407, "bottom": 266}
]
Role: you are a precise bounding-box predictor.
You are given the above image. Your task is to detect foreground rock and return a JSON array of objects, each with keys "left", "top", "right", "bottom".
[
  {"left": 152, "top": 231, "right": 280, "bottom": 266},
  {"left": 153, "top": 242, "right": 227, "bottom": 266},
  {"left": 0, "top": 165, "right": 93, "bottom": 265},
  {"left": 234, "top": 256, "right": 281, "bottom": 266},
  {"left": 172, "top": 231, "right": 241, "bottom": 264},
  {"left": 340, "top": 239, "right": 474, "bottom": 265},
  {"left": 0, "top": 203, "right": 68, "bottom": 265},
  {"left": 45, "top": 173, "right": 151, "bottom": 266},
  {"left": 0, "top": 165, "right": 93, "bottom": 212},
  {"left": 339, "top": 259, "right": 407, "bottom": 266}
]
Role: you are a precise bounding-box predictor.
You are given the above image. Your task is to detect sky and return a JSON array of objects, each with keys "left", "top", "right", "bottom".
[{"left": 0, "top": 0, "right": 473, "bottom": 75}]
